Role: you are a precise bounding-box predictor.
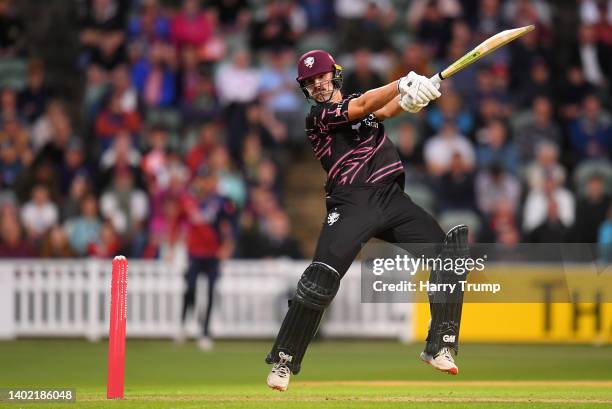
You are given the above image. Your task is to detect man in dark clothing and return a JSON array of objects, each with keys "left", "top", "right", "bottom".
[{"left": 266, "top": 49, "right": 469, "bottom": 391}]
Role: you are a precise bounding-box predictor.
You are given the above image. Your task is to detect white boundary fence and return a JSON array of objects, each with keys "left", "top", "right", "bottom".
[{"left": 0, "top": 259, "right": 413, "bottom": 341}]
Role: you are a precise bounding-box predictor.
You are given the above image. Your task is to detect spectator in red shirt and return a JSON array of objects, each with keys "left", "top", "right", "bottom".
[
  {"left": 186, "top": 121, "right": 220, "bottom": 176},
  {"left": 94, "top": 92, "right": 141, "bottom": 151},
  {"left": 170, "top": 0, "right": 213, "bottom": 49}
]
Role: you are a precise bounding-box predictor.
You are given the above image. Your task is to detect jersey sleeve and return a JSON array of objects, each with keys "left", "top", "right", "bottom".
[{"left": 306, "top": 94, "right": 360, "bottom": 132}]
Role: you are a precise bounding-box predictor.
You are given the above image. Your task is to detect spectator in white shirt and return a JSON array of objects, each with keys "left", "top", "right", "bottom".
[
  {"left": 20, "top": 184, "right": 59, "bottom": 239},
  {"left": 214, "top": 49, "right": 260, "bottom": 106},
  {"left": 424, "top": 123, "right": 475, "bottom": 177}
]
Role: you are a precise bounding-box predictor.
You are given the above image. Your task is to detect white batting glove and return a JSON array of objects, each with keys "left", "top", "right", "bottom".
[
  {"left": 399, "top": 95, "right": 429, "bottom": 113},
  {"left": 397, "top": 71, "right": 441, "bottom": 107}
]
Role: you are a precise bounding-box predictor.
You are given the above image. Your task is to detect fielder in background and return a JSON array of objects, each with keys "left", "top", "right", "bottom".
[
  {"left": 178, "top": 165, "right": 236, "bottom": 351},
  {"left": 266, "top": 50, "right": 469, "bottom": 391}
]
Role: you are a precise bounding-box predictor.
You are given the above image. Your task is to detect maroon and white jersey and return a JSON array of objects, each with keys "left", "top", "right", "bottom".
[{"left": 306, "top": 93, "right": 404, "bottom": 194}]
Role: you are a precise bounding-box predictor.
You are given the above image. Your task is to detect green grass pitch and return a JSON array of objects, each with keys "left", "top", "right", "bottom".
[{"left": 0, "top": 340, "right": 611, "bottom": 408}]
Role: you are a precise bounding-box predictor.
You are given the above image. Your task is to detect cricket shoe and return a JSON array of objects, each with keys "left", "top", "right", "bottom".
[
  {"left": 266, "top": 352, "right": 292, "bottom": 391},
  {"left": 196, "top": 336, "right": 214, "bottom": 351},
  {"left": 419, "top": 347, "right": 458, "bottom": 375}
]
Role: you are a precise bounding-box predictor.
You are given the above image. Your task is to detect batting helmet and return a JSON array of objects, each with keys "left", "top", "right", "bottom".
[{"left": 296, "top": 50, "right": 343, "bottom": 100}]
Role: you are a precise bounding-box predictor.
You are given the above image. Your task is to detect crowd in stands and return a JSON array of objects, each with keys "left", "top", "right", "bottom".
[{"left": 0, "top": 0, "right": 610, "bottom": 261}]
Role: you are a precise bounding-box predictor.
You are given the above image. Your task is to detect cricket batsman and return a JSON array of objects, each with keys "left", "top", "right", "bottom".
[{"left": 266, "top": 50, "right": 469, "bottom": 391}]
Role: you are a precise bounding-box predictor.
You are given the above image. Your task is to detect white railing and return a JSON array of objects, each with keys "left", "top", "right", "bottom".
[{"left": 0, "top": 259, "right": 413, "bottom": 341}]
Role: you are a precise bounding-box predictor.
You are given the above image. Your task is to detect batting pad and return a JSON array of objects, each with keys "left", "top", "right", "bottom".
[
  {"left": 425, "top": 225, "right": 469, "bottom": 355},
  {"left": 266, "top": 262, "right": 340, "bottom": 374}
]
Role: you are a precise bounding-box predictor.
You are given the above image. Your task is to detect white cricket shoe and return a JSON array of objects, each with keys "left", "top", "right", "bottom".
[
  {"left": 266, "top": 352, "right": 292, "bottom": 391},
  {"left": 196, "top": 336, "right": 214, "bottom": 351},
  {"left": 420, "top": 347, "right": 458, "bottom": 375}
]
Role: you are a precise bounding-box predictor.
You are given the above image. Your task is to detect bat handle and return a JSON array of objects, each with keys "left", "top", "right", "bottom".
[{"left": 429, "top": 72, "right": 444, "bottom": 86}]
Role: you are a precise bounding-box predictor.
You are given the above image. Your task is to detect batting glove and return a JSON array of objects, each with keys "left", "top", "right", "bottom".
[
  {"left": 397, "top": 71, "right": 441, "bottom": 106},
  {"left": 399, "top": 95, "right": 429, "bottom": 113}
]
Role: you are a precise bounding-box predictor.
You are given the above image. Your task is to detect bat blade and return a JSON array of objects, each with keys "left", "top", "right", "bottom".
[{"left": 430, "top": 25, "right": 535, "bottom": 84}]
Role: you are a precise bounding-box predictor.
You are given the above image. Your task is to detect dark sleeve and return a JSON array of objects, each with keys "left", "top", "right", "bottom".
[{"left": 306, "top": 94, "right": 359, "bottom": 132}]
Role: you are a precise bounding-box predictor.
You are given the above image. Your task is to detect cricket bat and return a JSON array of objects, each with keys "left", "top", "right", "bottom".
[{"left": 430, "top": 25, "right": 535, "bottom": 85}]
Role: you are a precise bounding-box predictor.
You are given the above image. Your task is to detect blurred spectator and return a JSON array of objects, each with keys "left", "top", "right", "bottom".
[
  {"left": 503, "top": 0, "right": 552, "bottom": 27},
  {"left": 559, "top": 67, "right": 596, "bottom": 120},
  {"left": 571, "top": 24, "right": 611, "bottom": 88},
  {"left": 94, "top": 92, "right": 142, "bottom": 151},
  {"left": 407, "top": 0, "right": 463, "bottom": 31},
  {"left": 61, "top": 174, "right": 92, "bottom": 221},
  {"left": 396, "top": 122, "right": 425, "bottom": 176},
  {"left": 20, "top": 184, "right": 59, "bottom": 240},
  {"left": 215, "top": 49, "right": 260, "bottom": 106},
  {"left": 473, "top": 0, "right": 504, "bottom": 37},
  {"left": 171, "top": 0, "right": 213, "bottom": 50},
  {"left": 128, "top": 0, "right": 171, "bottom": 45},
  {"left": 100, "top": 168, "right": 149, "bottom": 255},
  {"left": 0, "top": 212, "right": 33, "bottom": 257},
  {"left": 178, "top": 47, "right": 220, "bottom": 122},
  {"left": 508, "top": 20, "right": 549, "bottom": 90},
  {"left": 58, "top": 139, "right": 94, "bottom": 195},
  {"left": 31, "top": 100, "right": 68, "bottom": 153},
  {"left": 240, "top": 209, "right": 302, "bottom": 258},
  {"left": 413, "top": 0, "right": 454, "bottom": 58},
  {"left": 186, "top": 121, "right": 220, "bottom": 175},
  {"left": 258, "top": 50, "right": 301, "bottom": 143},
  {"left": 0, "top": 87, "right": 21, "bottom": 124},
  {"left": 18, "top": 59, "right": 53, "bottom": 122},
  {"left": 478, "top": 198, "right": 520, "bottom": 246},
  {"left": 570, "top": 173, "right": 611, "bottom": 242},
  {"left": 111, "top": 64, "right": 140, "bottom": 114},
  {"left": 514, "top": 96, "right": 561, "bottom": 162},
  {"left": 244, "top": 102, "right": 287, "bottom": 152},
  {"left": 512, "top": 59, "right": 554, "bottom": 109},
  {"left": 88, "top": 220, "right": 121, "bottom": 257},
  {"left": 568, "top": 94, "right": 612, "bottom": 161},
  {"left": 523, "top": 176, "right": 575, "bottom": 234},
  {"left": 209, "top": 0, "right": 250, "bottom": 32},
  {"left": 340, "top": 1, "right": 393, "bottom": 54},
  {"left": 424, "top": 123, "right": 475, "bottom": 177},
  {"left": 141, "top": 125, "right": 170, "bottom": 189},
  {"left": 475, "top": 120, "right": 518, "bottom": 174},
  {"left": 208, "top": 145, "right": 246, "bottom": 208},
  {"left": 475, "top": 163, "right": 521, "bottom": 216},
  {"left": 136, "top": 42, "right": 178, "bottom": 109},
  {"left": 0, "top": 140, "right": 23, "bottom": 189},
  {"left": 80, "top": 0, "right": 127, "bottom": 71},
  {"left": 299, "top": 0, "right": 335, "bottom": 31},
  {"left": 40, "top": 225, "right": 74, "bottom": 258},
  {"left": 64, "top": 194, "right": 102, "bottom": 256},
  {"left": 344, "top": 48, "right": 385, "bottom": 94},
  {"left": 0, "top": 0, "right": 24, "bottom": 57},
  {"left": 524, "top": 141, "right": 566, "bottom": 191},
  {"left": 100, "top": 131, "right": 142, "bottom": 172},
  {"left": 527, "top": 199, "right": 569, "bottom": 243},
  {"left": 437, "top": 152, "right": 476, "bottom": 211},
  {"left": 425, "top": 89, "right": 474, "bottom": 136},
  {"left": 390, "top": 43, "right": 433, "bottom": 83},
  {"left": 34, "top": 112, "right": 75, "bottom": 168},
  {"left": 250, "top": 0, "right": 297, "bottom": 52}
]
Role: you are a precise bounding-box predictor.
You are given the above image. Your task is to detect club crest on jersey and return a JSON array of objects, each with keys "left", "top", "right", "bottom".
[
  {"left": 304, "top": 56, "right": 315, "bottom": 68},
  {"left": 327, "top": 209, "right": 340, "bottom": 226}
]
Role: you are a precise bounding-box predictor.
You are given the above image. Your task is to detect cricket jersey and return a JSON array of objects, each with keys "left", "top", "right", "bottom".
[
  {"left": 181, "top": 192, "right": 236, "bottom": 258},
  {"left": 305, "top": 93, "right": 405, "bottom": 194}
]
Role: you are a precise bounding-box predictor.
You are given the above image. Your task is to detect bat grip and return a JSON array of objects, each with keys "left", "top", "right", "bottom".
[{"left": 429, "top": 72, "right": 444, "bottom": 86}]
